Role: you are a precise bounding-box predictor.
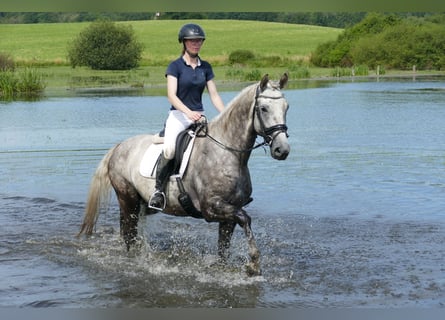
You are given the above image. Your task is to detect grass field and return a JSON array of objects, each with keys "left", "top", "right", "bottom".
[
  {"left": 0, "top": 20, "right": 343, "bottom": 66},
  {"left": 6, "top": 19, "right": 441, "bottom": 96}
]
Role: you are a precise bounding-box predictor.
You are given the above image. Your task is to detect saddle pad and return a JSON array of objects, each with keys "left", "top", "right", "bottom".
[
  {"left": 139, "top": 132, "right": 196, "bottom": 179},
  {"left": 139, "top": 143, "right": 163, "bottom": 178}
]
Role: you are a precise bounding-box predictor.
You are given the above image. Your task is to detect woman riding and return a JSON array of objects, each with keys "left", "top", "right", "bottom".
[{"left": 149, "top": 23, "right": 225, "bottom": 210}]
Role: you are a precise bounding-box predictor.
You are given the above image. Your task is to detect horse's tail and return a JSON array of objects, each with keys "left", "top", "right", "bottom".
[{"left": 77, "top": 145, "right": 117, "bottom": 237}]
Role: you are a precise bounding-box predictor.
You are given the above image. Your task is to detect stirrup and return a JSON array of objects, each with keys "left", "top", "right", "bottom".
[{"left": 148, "top": 190, "right": 166, "bottom": 211}]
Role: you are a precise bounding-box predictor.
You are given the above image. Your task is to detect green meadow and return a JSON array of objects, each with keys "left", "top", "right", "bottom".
[
  {"left": 1, "top": 20, "right": 342, "bottom": 95},
  {"left": 1, "top": 20, "right": 342, "bottom": 65}
]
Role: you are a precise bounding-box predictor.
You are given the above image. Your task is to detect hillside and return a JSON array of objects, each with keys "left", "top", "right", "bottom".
[{"left": 0, "top": 20, "right": 343, "bottom": 66}]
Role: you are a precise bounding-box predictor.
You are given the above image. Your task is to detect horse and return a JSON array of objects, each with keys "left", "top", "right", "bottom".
[{"left": 78, "top": 73, "right": 290, "bottom": 276}]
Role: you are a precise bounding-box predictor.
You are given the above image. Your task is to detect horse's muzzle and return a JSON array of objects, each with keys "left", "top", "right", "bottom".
[{"left": 271, "top": 134, "right": 290, "bottom": 160}]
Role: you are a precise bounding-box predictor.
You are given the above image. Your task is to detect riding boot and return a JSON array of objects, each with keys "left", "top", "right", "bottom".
[{"left": 148, "top": 152, "right": 172, "bottom": 210}]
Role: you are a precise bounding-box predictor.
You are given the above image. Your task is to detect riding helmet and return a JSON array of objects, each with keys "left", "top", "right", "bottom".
[{"left": 178, "top": 23, "right": 206, "bottom": 43}]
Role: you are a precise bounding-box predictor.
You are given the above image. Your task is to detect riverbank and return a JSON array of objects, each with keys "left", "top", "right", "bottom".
[{"left": 40, "top": 65, "right": 445, "bottom": 98}]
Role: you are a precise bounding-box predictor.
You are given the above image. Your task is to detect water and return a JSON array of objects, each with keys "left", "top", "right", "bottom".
[{"left": 1, "top": 78, "right": 444, "bottom": 307}]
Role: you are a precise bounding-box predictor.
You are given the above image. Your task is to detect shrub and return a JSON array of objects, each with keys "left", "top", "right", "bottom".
[
  {"left": 68, "top": 20, "right": 143, "bottom": 70},
  {"left": 312, "top": 13, "right": 445, "bottom": 70},
  {"left": 228, "top": 49, "right": 255, "bottom": 65},
  {"left": 311, "top": 13, "right": 402, "bottom": 67},
  {"left": 350, "top": 21, "right": 445, "bottom": 70}
]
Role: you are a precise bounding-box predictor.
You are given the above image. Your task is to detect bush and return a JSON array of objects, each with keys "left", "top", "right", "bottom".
[
  {"left": 228, "top": 49, "right": 255, "bottom": 65},
  {"left": 312, "top": 13, "right": 445, "bottom": 70},
  {"left": 311, "top": 13, "right": 402, "bottom": 67},
  {"left": 68, "top": 20, "right": 143, "bottom": 70},
  {"left": 350, "top": 21, "right": 445, "bottom": 70}
]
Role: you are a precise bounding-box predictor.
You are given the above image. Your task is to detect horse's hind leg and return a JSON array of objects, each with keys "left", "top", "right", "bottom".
[
  {"left": 218, "top": 221, "right": 236, "bottom": 261},
  {"left": 112, "top": 180, "right": 141, "bottom": 250},
  {"left": 234, "top": 209, "right": 261, "bottom": 276}
]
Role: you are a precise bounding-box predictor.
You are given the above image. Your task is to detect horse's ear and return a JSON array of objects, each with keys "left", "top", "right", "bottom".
[
  {"left": 279, "top": 72, "right": 288, "bottom": 89},
  {"left": 259, "top": 74, "right": 269, "bottom": 92}
]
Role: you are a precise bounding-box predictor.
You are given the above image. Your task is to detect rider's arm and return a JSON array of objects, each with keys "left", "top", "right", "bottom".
[
  {"left": 206, "top": 79, "right": 225, "bottom": 113},
  {"left": 167, "top": 74, "right": 202, "bottom": 121}
]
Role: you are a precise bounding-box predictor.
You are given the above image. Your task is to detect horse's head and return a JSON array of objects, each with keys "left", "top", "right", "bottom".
[{"left": 253, "top": 73, "right": 290, "bottom": 160}]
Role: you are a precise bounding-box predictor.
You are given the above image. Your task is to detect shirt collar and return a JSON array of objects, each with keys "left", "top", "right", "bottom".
[{"left": 182, "top": 55, "right": 201, "bottom": 67}]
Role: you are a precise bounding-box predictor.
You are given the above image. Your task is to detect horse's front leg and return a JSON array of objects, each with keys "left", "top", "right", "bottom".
[
  {"left": 234, "top": 209, "right": 261, "bottom": 276},
  {"left": 204, "top": 199, "right": 261, "bottom": 276}
]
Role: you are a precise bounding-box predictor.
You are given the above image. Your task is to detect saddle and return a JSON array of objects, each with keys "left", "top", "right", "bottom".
[
  {"left": 139, "top": 123, "right": 201, "bottom": 179},
  {"left": 140, "top": 123, "right": 204, "bottom": 218},
  {"left": 172, "top": 126, "right": 196, "bottom": 175}
]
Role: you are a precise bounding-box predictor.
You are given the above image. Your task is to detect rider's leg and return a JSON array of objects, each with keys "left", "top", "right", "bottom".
[
  {"left": 148, "top": 152, "right": 172, "bottom": 210},
  {"left": 149, "top": 110, "right": 192, "bottom": 210}
]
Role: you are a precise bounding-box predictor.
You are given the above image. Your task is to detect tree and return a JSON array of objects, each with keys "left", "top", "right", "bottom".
[
  {"left": 310, "top": 13, "right": 402, "bottom": 68},
  {"left": 67, "top": 20, "right": 143, "bottom": 70}
]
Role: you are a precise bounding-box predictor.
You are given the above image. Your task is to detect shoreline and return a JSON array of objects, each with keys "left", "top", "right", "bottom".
[
  {"left": 49, "top": 72, "right": 445, "bottom": 98},
  {"left": 4, "top": 68, "right": 445, "bottom": 100}
]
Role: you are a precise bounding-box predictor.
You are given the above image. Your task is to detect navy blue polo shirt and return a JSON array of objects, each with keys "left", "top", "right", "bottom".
[{"left": 165, "top": 56, "right": 215, "bottom": 112}]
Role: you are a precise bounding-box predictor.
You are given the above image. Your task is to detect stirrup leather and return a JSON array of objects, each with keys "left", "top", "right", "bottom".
[{"left": 148, "top": 190, "right": 166, "bottom": 211}]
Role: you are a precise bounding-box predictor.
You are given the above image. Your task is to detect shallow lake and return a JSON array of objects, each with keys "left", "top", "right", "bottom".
[{"left": 1, "top": 77, "right": 444, "bottom": 307}]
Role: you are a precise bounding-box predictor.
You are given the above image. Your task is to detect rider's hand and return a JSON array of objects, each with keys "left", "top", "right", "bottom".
[{"left": 187, "top": 111, "right": 202, "bottom": 122}]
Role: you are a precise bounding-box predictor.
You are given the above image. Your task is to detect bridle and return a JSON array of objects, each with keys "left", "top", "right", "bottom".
[
  {"left": 197, "top": 85, "right": 289, "bottom": 153},
  {"left": 254, "top": 85, "right": 289, "bottom": 145}
]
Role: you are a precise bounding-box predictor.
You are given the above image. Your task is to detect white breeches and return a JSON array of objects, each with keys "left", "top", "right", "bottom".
[{"left": 162, "top": 110, "right": 202, "bottom": 160}]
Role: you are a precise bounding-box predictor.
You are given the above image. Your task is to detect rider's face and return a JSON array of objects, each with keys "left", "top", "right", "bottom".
[{"left": 184, "top": 38, "right": 204, "bottom": 56}]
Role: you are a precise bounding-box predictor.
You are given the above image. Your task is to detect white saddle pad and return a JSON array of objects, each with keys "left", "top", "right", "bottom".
[
  {"left": 139, "top": 143, "right": 163, "bottom": 178},
  {"left": 139, "top": 131, "right": 196, "bottom": 179}
]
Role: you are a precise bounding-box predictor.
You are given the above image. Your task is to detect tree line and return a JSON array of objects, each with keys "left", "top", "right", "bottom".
[
  {"left": 310, "top": 12, "right": 445, "bottom": 70},
  {"left": 0, "top": 12, "right": 436, "bottom": 28}
]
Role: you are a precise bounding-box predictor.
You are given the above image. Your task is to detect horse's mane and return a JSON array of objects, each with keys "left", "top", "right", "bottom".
[{"left": 210, "top": 83, "right": 257, "bottom": 133}]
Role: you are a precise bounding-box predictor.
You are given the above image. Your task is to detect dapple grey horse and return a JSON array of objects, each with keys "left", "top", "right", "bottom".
[{"left": 78, "top": 73, "right": 290, "bottom": 275}]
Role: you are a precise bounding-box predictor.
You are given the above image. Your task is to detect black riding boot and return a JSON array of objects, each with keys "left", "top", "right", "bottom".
[{"left": 148, "top": 152, "right": 172, "bottom": 210}]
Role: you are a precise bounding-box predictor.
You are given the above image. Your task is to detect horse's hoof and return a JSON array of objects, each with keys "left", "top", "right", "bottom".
[{"left": 245, "top": 263, "right": 261, "bottom": 277}]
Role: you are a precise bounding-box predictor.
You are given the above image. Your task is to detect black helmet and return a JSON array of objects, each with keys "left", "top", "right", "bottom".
[{"left": 178, "top": 23, "right": 206, "bottom": 43}]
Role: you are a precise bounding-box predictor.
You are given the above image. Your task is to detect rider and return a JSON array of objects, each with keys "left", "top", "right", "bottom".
[{"left": 149, "top": 23, "right": 225, "bottom": 210}]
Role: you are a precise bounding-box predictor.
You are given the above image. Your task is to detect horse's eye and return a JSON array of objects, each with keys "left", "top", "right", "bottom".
[{"left": 260, "top": 106, "right": 268, "bottom": 113}]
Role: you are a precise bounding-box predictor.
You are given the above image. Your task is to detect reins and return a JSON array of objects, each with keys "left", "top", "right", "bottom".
[
  {"left": 195, "top": 116, "right": 268, "bottom": 153},
  {"left": 196, "top": 84, "right": 288, "bottom": 154}
]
